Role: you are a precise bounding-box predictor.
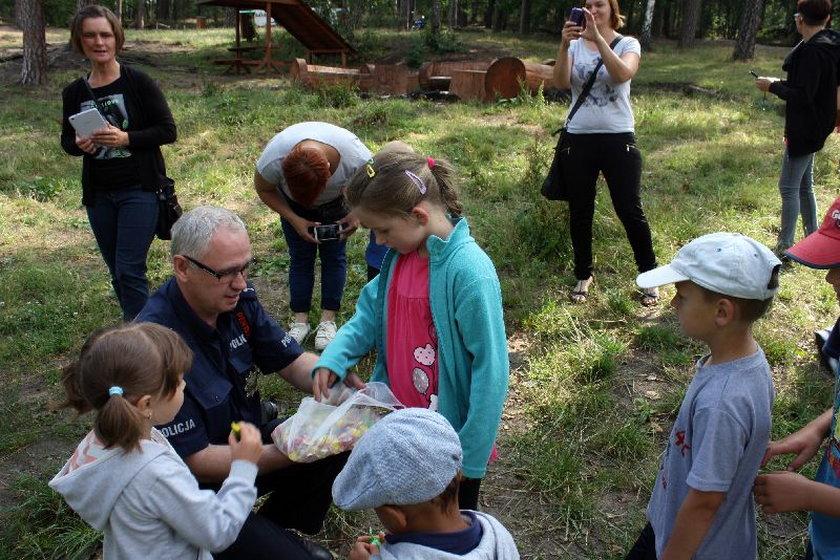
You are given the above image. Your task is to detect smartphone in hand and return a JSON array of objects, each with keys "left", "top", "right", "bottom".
[{"left": 569, "top": 7, "right": 586, "bottom": 28}]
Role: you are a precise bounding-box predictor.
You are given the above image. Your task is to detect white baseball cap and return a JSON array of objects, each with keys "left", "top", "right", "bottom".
[{"left": 636, "top": 232, "right": 781, "bottom": 300}]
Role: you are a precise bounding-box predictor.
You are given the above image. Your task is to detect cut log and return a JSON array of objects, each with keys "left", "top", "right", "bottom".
[
  {"left": 359, "top": 63, "right": 416, "bottom": 95},
  {"left": 418, "top": 60, "right": 491, "bottom": 90},
  {"left": 484, "top": 57, "right": 556, "bottom": 100},
  {"left": 450, "top": 69, "right": 488, "bottom": 101},
  {"left": 291, "top": 58, "right": 361, "bottom": 88}
]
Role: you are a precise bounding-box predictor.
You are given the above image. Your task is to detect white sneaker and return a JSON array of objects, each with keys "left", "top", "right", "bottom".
[
  {"left": 314, "top": 321, "right": 337, "bottom": 351},
  {"left": 288, "top": 322, "right": 311, "bottom": 345}
]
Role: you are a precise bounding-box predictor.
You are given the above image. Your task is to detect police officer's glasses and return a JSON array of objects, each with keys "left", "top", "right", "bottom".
[{"left": 182, "top": 255, "right": 253, "bottom": 283}]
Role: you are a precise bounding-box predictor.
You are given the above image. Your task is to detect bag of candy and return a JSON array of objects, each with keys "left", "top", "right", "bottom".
[{"left": 272, "top": 382, "right": 403, "bottom": 463}]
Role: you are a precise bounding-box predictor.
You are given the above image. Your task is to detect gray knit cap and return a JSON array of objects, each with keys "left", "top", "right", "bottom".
[{"left": 332, "top": 408, "right": 462, "bottom": 510}]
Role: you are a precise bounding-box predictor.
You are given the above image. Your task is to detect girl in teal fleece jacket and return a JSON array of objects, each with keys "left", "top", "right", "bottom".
[{"left": 312, "top": 148, "right": 509, "bottom": 511}]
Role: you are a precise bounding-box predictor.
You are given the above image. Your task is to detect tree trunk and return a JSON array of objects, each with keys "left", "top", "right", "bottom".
[
  {"left": 640, "top": 0, "right": 656, "bottom": 50},
  {"left": 115, "top": 0, "right": 123, "bottom": 22},
  {"left": 484, "top": 0, "right": 494, "bottom": 28},
  {"left": 448, "top": 0, "right": 458, "bottom": 28},
  {"left": 678, "top": 0, "right": 701, "bottom": 48},
  {"left": 20, "top": 0, "right": 47, "bottom": 86},
  {"left": 519, "top": 0, "right": 531, "bottom": 34},
  {"left": 430, "top": 0, "right": 441, "bottom": 35},
  {"left": 135, "top": 0, "right": 145, "bottom": 29},
  {"left": 14, "top": 0, "right": 23, "bottom": 29},
  {"left": 732, "top": 0, "right": 764, "bottom": 60}
]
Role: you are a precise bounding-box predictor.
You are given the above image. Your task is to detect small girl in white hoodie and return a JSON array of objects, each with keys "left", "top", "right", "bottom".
[{"left": 50, "top": 322, "right": 263, "bottom": 560}]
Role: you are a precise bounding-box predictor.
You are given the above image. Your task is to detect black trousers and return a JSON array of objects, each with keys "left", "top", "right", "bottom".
[
  {"left": 209, "top": 419, "right": 349, "bottom": 559},
  {"left": 459, "top": 477, "right": 482, "bottom": 511},
  {"left": 560, "top": 132, "right": 657, "bottom": 280},
  {"left": 624, "top": 522, "right": 657, "bottom": 560}
]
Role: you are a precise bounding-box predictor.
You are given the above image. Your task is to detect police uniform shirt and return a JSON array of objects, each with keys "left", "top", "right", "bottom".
[{"left": 136, "top": 278, "right": 302, "bottom": 459}]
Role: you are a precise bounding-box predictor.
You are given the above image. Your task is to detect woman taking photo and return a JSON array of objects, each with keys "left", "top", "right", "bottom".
[
  {"left": 61, "top": 5, "right": 176, "bottom": 321},
  {"left": 553, "top": 0, "right": 658, "bottom": 306},
  {"left": 254, "top": 122, "right": 372, "bottom": 351}
]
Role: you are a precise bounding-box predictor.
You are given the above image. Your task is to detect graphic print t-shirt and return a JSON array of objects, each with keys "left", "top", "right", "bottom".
[
  {"left": 82, "top": 77, "right": 138, "bottom": 189},
  {"left": 386, "top": 251, "right": 439, "bottom": 410},
  {"left": 566, "top": 36, "right": 640, "bottom": 134}
]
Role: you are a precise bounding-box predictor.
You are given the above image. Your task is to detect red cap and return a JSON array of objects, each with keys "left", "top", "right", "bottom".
[{"left": 785, "top": 197, "right": 840, "bottom": 269}]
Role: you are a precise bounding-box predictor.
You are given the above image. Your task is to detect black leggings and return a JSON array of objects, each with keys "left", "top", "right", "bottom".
[{"left": 560, "top": 132, "right": 657, "bottom": 280}]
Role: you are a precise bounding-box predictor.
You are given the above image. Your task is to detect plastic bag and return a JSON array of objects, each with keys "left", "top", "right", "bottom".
[{"left": 272, "top": 382, "right": 403, "bottom": 463}]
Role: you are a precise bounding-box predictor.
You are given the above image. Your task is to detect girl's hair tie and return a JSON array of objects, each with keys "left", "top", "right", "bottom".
[
  {"left": 427, "top": 157, "right": 435, "bottom": 168},
  {"left": 365, "top": 158, "right": 376, "bottom": 178},
  {"left": 108, "top": 386, "right": 124, "bottom": 397}
]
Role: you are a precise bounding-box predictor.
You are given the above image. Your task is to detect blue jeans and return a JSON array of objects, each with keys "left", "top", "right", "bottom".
[
  {"left": 86, "top": 185, "right": 158, "bottom": 320},
  {"left": 280, "top": 196, "right": 347, "bottom": 313},
  {"left": 777, "top": 149, "right": 818, "bottom": 252}
]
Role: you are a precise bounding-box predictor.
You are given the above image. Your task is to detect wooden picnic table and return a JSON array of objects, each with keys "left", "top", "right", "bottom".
[{"left": 214, "top": 45, "right": 261, "bottom": 74}]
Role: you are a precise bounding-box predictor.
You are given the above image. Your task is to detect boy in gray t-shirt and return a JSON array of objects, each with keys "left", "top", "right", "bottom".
[{"left": 626, "top": 232, "right": 781, "bottom": 560}]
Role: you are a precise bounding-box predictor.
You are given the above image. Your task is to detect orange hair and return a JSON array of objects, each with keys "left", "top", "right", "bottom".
[{"left": 281, "top": 144, "right": 331, "bottom": 207}]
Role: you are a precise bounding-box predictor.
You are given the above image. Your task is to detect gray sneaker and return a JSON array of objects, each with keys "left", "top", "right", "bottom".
[
  {"left": 314, "top": 321, "right": 337, "bottom": 351},
  {"left": 288, "top": 322, "right": 311, "bottom": 345}
]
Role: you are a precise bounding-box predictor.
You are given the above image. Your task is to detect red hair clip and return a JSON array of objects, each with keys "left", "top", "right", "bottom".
[{"left": 427, "top": 157, "right": 435, "bottom": 168}]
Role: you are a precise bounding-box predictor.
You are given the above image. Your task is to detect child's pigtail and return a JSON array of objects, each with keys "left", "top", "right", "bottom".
[
  {"left": 426, "top": 157, "right": 463, "bottom": 218},
  {"left": 96, "top": 388, "right": 148, "bottom": 452}
]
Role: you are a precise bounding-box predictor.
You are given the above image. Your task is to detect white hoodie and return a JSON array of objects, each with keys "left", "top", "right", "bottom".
[
  {"left": 49, "top": 429, "right": 257, "bottom": 560},
  {"left": 376, "top": 512, "right": 520, "bottom": 560}
]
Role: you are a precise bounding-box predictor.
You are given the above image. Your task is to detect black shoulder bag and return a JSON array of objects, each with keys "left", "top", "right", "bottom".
[
  {"left": 83, "top": 74, "right": 182, "bottom": 240},
  {"left": 541, "top": 35, "right": 623, "bottom": 201}
]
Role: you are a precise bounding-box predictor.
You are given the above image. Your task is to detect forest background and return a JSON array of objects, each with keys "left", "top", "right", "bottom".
[{"left": 3, "top": 0, "right": 840, "bottom": 558}]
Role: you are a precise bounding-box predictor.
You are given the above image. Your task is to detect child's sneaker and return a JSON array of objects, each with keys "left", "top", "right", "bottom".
[
  {"left": 815, "top": 328, "right": 838, "bottom": 376},
  {"left": 288, "top": 322, "right": 311, "bottom": 344},
  {"left": 314, "top": 321, "right": 337, "bottom": 351}
]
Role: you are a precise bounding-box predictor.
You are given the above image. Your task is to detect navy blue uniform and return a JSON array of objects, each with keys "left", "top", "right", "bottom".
[
  {"left": 137, "top": 278, "right": 301, "bottom": 457},
  {"left": 137, "top": 278, "right": 346, "bottom": 559}
]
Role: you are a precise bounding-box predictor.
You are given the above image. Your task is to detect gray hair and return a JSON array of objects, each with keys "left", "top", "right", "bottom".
[{"left": 170, "top": 206, "right": 248, "bottom": 259}]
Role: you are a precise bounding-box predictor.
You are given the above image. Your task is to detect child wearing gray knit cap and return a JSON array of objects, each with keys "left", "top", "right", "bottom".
[{"left": 332, "top": 408, "right": 519, "bottom": 560}]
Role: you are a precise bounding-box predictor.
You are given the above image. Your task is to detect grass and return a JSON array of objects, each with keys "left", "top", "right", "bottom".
[{"left": 1, "top": 26, "right": 837, "bottom": 559}]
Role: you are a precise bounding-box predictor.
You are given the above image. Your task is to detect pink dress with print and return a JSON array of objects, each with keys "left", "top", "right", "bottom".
[{"left": 386, "top": 251, "right": 439, "bottom": 410}]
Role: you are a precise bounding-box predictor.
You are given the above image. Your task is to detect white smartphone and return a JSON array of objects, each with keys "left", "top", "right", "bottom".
[{"left": 68, "top": 107, "right": 108, "bottom": 138}]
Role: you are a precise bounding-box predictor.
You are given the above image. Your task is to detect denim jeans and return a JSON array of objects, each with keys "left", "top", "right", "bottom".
[
  {"left": 280, "top": 195, "right": 348, "bottom": 313},
  {"left": 86, "top": 185, "right": 158, "bottom": 320},
  {"left": 561, "top": 132, "right": 658, "bottom": 280},
  {"left": 777, "top": 149, "right": 818, "bottom": 252}
]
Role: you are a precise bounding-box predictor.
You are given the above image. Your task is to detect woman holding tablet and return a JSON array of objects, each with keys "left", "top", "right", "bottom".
[{"left": 61, "top": 5, "right": 176, "bottom": 320}]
